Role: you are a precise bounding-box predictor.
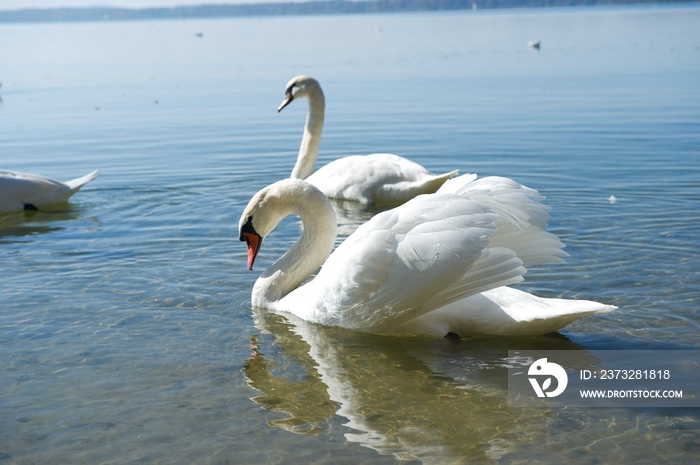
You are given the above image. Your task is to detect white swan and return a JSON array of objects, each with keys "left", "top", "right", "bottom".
[
  {"left": 278, "top": 75, "right": 458, "bottom": 205},
  {"left": 239, "top": 175, "right": 615, "bottom": 336},
  {"left": 0, "top": 169, "right": 99, "bottom": 214}
]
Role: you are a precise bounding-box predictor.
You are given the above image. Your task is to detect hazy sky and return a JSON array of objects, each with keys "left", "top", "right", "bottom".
[{"left": 0, "top": 0, "right": 283, "bottom": 10}]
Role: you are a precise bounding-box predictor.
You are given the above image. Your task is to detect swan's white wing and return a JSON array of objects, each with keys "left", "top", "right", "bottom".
[
  {"left": 307, "top": 154, "right": 457, "bottom": 205},
  {"left": 439, "top": 174, "right": 568, "bottom": 265},
  {"left": 0, "top": 170, "right": 66, "bottom": 191},
  {"left": 440, "top": 175, "right": 550, "bottom": 230},
  {"left": 0, "top": 170, "right": 98, "bottom": 213},
  {"left": 280, "top": 194, "right": 525, "bottom": 332}
]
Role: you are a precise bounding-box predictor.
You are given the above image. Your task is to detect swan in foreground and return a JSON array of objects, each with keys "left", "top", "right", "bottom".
[
  {"left": 0, "top": 169, "right": 99, "bottom": 214},
  {"left": 239, "top": 175, "right": 615, "bottom": 336},
  {"left": 278, "top": 75, "right": 458, "bottom": 205}
]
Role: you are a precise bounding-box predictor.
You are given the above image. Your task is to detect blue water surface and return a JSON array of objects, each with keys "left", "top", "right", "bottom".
[{"left": 1, "top": 4, "right": 699, "bottom": 463}]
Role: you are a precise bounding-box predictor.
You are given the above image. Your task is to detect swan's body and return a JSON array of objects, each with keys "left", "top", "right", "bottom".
[
  {"left": 279, "top": 75, "right": 458, "bottom": 205},
  {"left": 0, "top": 170, "right": 99, "bottom": 214},
  {"left": 239, "top": 176, "right": 614, "bottom": 336}
]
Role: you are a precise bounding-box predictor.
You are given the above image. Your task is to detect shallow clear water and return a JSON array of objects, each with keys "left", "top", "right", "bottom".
[{"left": 1, "top": 4, "right": 699, "bottom": 463}]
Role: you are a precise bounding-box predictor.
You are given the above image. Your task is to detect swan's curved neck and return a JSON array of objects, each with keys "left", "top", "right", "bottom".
[
  {"left": 252, "top": 185, "right": 336, "bottom": 308},
  {"left": 290, "top": 87, "right": 325, "bottom": 180}
]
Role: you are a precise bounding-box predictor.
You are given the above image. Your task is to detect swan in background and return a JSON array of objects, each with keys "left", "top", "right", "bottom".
[
  {"left": 239, "top": 175, "right": 615, "bottom": 336},
  {"left": 278, "top": 75, "right": 458, "bottom": 205},
  {"left": 0, "top": 169, "right": 99, "bottom": 214}
]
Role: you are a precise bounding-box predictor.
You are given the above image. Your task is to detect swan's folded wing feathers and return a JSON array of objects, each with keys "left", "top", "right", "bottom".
[
  {"left": 308, "top": 154, "right": 449, "bottom": 204},
  {"left": 487, "top": 227, "right": 567, "bottom": 265},
  {"left": 1, "top": 170, "right": 65, "bottom": 192},
  {"left": 441, "top": 175, "right": 550, "bottom": 226},
  {"left": 1, "top": 170, "right": 70, "bottom": 211},
  {"left": 306, "top": 195, "right": 524, "bottom": 331},
  {"left": 461, "top": 177, "right": 551, "bottom": 229},
  {"left": 420, "top": 248, "right": 525, "bottom": 314},
  {"left": 441, "top": 174, "right": 568, "bottom": 265}
]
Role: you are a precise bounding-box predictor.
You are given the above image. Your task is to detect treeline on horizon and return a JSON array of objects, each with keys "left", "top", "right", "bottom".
[{"left": 0, "top": 0, "right": 694, "bottom": 23}]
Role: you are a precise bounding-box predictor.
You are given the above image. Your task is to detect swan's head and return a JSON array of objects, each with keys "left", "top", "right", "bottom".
[
  {"left": 239, "top": 178, "right": 329, "bottom": 270},
  {"left": 278, "top": 75, "right": 322, "bottom": 112}
]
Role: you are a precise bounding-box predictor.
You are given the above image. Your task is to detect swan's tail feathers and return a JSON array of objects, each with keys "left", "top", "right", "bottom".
[
  {"left": 425, "top": 169, "right": 460, "bottom": 192},
  {"left": 436, "top": 172, "right": 478, "bottom": 194},
  {"left": 65, "top": 170, "right": 99, "bottom": 193},
  {"left": 411, "top": 169, "right": 461, "bottom": 198},
  {"left": 502, "top": 301, "right": 617, "bottom": 335},
  {"left": 395, "top": 288, "right": 616, "bottom": 336},
  {"left": 375, "top": 169, "right": 460, "bottom": 205},
  {"left": 473, "top": 287, "right": 616, "bottom": 335}
]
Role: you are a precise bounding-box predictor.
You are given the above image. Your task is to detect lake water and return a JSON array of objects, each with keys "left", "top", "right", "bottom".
[{"left": 1, "top": 4, "right": 699, "bottom": 463}]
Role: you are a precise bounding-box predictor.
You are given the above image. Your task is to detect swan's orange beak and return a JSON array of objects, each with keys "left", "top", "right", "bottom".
[
  {"left": 240, "top": 216, "right": 262, "bottom": 270},
  {"left": 242, "top": 232, "right": 262, "bottom": 270},
  {"left": 278, "top": 91, "right": 293, "bottom": 112}
]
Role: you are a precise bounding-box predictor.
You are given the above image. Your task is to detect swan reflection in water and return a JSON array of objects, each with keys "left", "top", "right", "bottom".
[
  {"left": 243, "top": 309, "right": 600, "bottom": 463},
  {"left": 328, "top": 199, "right": 393, "bottom": 241},
  {"left": 0, "top": 206, "right": 89, "bottom": 242}
]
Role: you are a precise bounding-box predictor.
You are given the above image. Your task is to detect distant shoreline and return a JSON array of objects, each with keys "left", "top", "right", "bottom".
[{"left": 0, "top": 0, "right": 695, "bottom": 23}]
